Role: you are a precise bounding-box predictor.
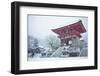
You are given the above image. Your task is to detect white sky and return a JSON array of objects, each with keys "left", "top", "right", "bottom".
[{"left": 28, "top": 15, "right": 88, "bottom": 40}]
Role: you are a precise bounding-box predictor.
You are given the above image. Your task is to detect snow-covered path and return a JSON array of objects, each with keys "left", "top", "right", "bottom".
[{"left": 51, "top": 46, "right": 69, "bottom": 57}]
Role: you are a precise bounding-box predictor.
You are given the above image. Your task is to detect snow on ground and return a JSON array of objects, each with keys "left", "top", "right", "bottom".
[
  {"left": 28, "top": 56, "right": 88, "bottom": 61},
  {"left": 28, "top": 42, "right": 88, "bottom": 62}
]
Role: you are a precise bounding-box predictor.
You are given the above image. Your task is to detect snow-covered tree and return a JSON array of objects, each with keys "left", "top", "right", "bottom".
[
  {"left": 28, "top": 36, "right": 40, "bottom": 57},
  {"left": 46, "top": 35, "right": 61, "bottom": 50},
  {"left": 28, "top": 36, "right": 38, "bottom": 49}
]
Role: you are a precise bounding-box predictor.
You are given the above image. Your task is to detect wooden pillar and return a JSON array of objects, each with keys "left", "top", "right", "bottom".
[{"left": 61, "top": 39, "right": 69, "bottom": 46}]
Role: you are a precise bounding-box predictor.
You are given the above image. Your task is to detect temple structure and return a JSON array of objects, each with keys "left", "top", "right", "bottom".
[{"left": 51, "top": 20, "right": 86, "bottom": 46}]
